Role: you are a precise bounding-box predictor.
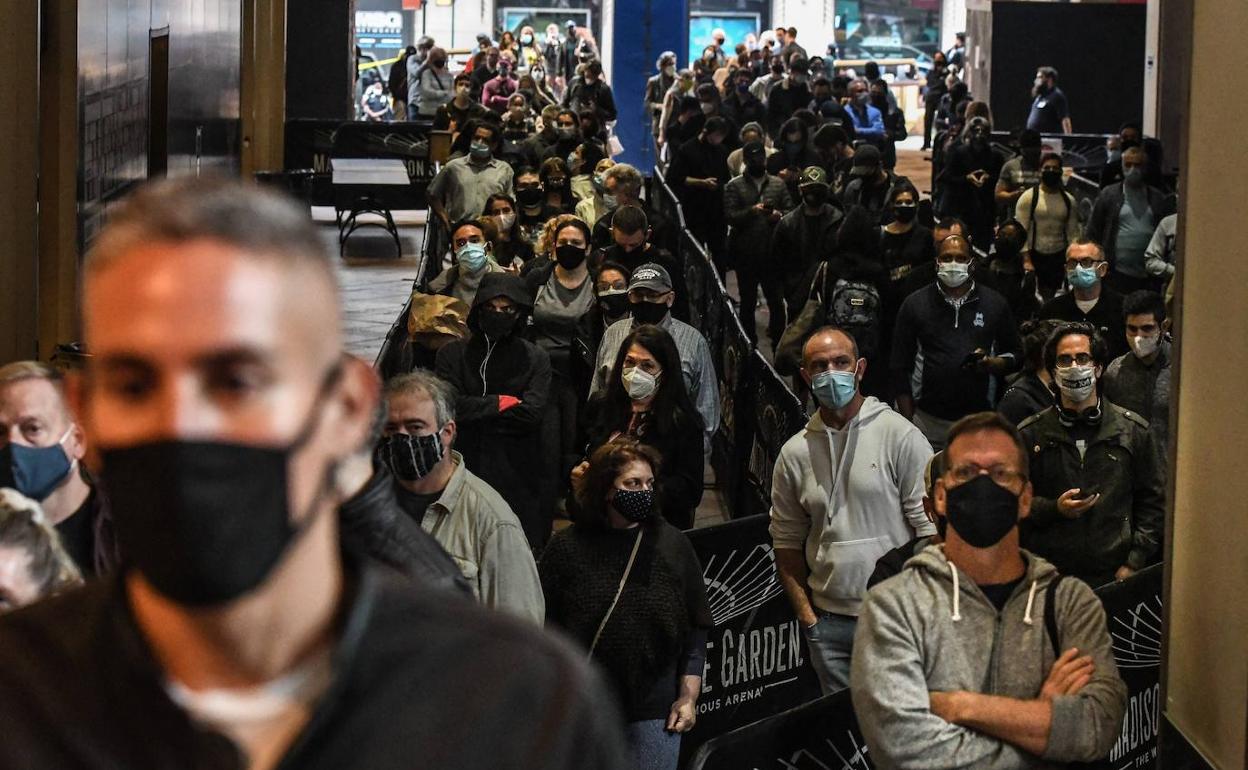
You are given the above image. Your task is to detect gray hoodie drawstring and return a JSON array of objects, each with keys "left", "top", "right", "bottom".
[
  {"left": 949, "top": 561, "right": 961, "bottom": 621},
  {"left": 1023, "top": 580, "right": 1039, "bottom": 625}
]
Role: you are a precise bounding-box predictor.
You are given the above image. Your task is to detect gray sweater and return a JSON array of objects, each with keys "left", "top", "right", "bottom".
[{"left": 851, "top": 545, "right": 1126, "bottom": 769}]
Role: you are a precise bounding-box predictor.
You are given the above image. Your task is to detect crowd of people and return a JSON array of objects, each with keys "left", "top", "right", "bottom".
[{"left": 0, "top": 22, "right": 1180, "bottom": 770}]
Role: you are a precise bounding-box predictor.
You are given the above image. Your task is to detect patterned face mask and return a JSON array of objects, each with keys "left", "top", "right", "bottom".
[{"left": 377, "top": 431, "right": 445, "bottom": 481}]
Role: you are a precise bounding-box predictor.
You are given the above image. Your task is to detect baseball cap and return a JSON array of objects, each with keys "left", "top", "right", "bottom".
[
  {"left": 851, "top": 144, "right": 882, "bottom": 175},
  {"left": 743, "top": 140, "right": 766, "bottom": 159},
  {"left": 799, "top": 166, "right": 829, "bottom": 188},
  {"left": 629, "top": 264, "right": 673, "bottom": 294},
  {"left": 565, "top": 20, "right": 577, "bottom": 29}
]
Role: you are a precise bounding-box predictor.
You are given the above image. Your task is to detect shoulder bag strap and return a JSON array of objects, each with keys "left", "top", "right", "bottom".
[{"left": 588, "top": 528, "right": 645, "bottom": 657}]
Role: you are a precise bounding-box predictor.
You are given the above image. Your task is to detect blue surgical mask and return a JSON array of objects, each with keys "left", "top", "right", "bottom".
[
  {"left": 0, "top": 426, "right": 75, "bottom": 501},
  {"left": 601, "top": 193, "right": 619, "bottom": 211},
  {"left": 810, "top": 369, "right": 858, "bottom": 410},
  {"left": 456, "top": 241, "right": 489, "bottom": 272},
  {"left": 469, "top": 141, "right": 491, "bottom": 161},
  {"left": 1067, "top": 265, "right": 1100, "bottom": 289}
]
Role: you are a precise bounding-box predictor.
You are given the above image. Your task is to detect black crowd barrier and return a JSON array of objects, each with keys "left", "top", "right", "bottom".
[
  {"left": 686, "top": 562, "right": 1165, "bottom": 770},
  {"left": 651, "top": 166, "right": 809, "bottom": 521}
]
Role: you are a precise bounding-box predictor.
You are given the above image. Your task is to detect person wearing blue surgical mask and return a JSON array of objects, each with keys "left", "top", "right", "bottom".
[
  {"left": 770, "top": 326, "right": 936, "bottom": 694},
  {"left": 0, "top": 362, "right": 110, "bottom": 575},
  {"left": 428, "top": 219, "right": 505, "bottom": 306},
  {"left": 1038, "top": 239, "right": 1130, "bottom": 361}
]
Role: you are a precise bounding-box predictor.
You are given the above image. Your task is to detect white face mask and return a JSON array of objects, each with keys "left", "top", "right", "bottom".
[
  {"left": 495, "top": 212, "right": 516, "bottom": 231},
  {"left": 622, "top": 366, "right": 660, "bottom": 401},
  {"left": 937, "top": 262, "right": 970, "bottom": 289},
  {"left": 1131, "top": 334, "right": 1159, "bottom": 359},
  {"left": 1056, "top": 364, "right": 1097, "bottom": 403}
]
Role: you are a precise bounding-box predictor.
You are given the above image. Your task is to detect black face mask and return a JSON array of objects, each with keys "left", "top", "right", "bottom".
[
  {"left": 630, "top": 300, "right": 668, "bottom": 325},
  {"left": 516, "top": 187, "right": 543, "bottom": 207},
  {"left": 802, "top": 189, "right": 826, "bottom": 207},
  {"left": 944, "top": 475, "right": 1021, "bottom": 549},
  {"left": 894, "top": 204, "right": 917, "bottom": 223},
  {"left": 612, "top": 488, "right": 655, "bottom": 522},
  {"left": 598, "top": 291, "right": 630, "bottom": 319},
  {"left": 99, "top": 370, "right": 340, "bottom": 606},
  {"left": 478, "top": 307, "right": 519, "bottom": 339},
  {"left": 377, "top": 431, "right": 445, "bottom": 482},
  {"left": 1041, "top": 169, "right": 1063, "bottom": 188},
  {"left": 1021, "top": 148, "right": 1041, "bottom": 168},
  {"left": 746, "top": 160, "right": 767, "bottom": 177},
  {"left": 555, "top": 243, "right": 587, "bottom": 270}
]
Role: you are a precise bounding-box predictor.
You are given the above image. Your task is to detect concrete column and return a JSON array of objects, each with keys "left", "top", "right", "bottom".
[
  {"left": 1161, "top": 0, "right": 1248, "bottom": 764},
  {"left": 0, "top": 1, "right": 40, "bottom": 362}
]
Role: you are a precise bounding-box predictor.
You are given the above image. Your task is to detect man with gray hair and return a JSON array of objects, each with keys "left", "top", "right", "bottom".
[
  {"left": 591, "top": 162, "right": 673, "bottom": 253},
  {"left": 0, "top": 361, "right": 112, "bottom": 575},
  {"left": 378, "top": 371, "right": 543, "bottom": 623},
  {"left": 0, "top": 177, "right": 628, "bottom": 768}
]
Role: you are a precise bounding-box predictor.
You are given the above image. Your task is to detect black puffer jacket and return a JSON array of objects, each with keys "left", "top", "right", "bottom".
[{"left": 338, "top": 466, "right": 471, "bottom": 595}]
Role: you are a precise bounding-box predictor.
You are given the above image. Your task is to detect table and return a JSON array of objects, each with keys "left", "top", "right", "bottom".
[{"left": 331, "top": 158, "right": 411, "bottom": 258}]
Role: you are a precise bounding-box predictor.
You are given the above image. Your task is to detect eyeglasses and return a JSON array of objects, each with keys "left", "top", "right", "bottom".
[
  {"left": 948, "top": 464, "right": 1026, "bottom": 488},
  {"left": 1064, "top": 257, "right": 1104, "bottom": 270},
  {"left": 1055, "top": 352, "right": 1095, "bottom": 367}
]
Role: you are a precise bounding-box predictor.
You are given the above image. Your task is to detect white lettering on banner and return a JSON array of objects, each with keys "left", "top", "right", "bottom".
[
  {"left": 355, "top": 11, "right": 402, "bottom": 34},
  {"left": 1110, "top": 683, "right": 1161, "bottom": 763},
  {"left": 718, "top": 621, "right": 804, "bottom": 689}
]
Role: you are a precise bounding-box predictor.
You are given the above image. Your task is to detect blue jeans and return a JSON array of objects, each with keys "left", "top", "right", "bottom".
[
  {"left": 804, "top": 611, "right": 858, "bottom": 694},
  {"left": 625, "top": 719, "right": 681, "bottom": 770}
]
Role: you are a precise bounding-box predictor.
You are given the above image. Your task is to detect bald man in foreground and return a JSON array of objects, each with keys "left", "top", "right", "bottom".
[{"left": 0, "top": 178, "right": 628, "bottom": 769}]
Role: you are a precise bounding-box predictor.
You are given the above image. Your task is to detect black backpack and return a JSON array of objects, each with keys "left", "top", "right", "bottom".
[{"left": 828, "top": 278, "right": 882, "bottom": 359}]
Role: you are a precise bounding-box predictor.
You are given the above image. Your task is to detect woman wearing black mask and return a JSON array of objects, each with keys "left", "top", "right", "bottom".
[
  {"left": 576, "top": 325, "right": 705, "bottom": 529},
  {"left": 541, "top": 438, "right": 712, "bottom": 770},
  {"left": 539, "top": 157, "right": 575, "bottom": 214},
  {"left": 434, "top": 273, "right": 553, "bottom": 547},
  {"left": 880, "top": 184, "right": 934, "bottom": 305},
  {"left": 525, "top": 216, "right": 598, "bottom": 524}
]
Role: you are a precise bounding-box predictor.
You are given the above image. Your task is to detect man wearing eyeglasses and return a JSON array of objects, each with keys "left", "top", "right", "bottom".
[
  {"left": 1038, "top": 239, "right": 1128, "bottom": 360},
  {"left": 1017, "top": 322, "right": 1164, "bottom": 588},
  {"left": 892, "top": 235, "right": 1023, "bottom": 450},
  {"left": 852, "top": 412, "right": 1126, "bottom": 770}
]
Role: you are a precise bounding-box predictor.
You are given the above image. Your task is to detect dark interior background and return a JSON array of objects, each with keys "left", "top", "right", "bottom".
[{"left": 990, "top": 1, "right": 1146, "bottom": 135}]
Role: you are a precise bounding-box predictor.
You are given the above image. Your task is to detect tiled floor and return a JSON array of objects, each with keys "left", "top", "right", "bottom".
[{"left": 326, "top": 214, "right": 728, "bottom": 527}]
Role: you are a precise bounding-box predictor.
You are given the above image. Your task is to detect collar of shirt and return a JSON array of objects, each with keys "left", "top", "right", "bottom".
[
  {"left": 937, "top": 280, "right": 976, "bottom": 309},
  {"left": 426, "top": 452, "right": 468, "bottom": 518}
]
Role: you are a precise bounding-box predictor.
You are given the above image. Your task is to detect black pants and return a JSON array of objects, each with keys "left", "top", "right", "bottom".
[
  {"left": 736, "top": 259, "right": 787, "bottom": 344},
  {"left": 923, "top": 92, "right": 943, "bottom": 148},
  {"left": 1031, "top": 249, "right": 1067, "bottom": 301}
]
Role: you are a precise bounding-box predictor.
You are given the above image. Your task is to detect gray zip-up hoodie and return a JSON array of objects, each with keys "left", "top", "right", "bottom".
[{"left": 851, "top": 545, "right": 1126, "bottom": 769}]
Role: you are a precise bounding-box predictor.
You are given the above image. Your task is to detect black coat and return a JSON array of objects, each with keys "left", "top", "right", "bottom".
[
  {"left": 0, "top": 563, "right": 631, "bottom": 769},
  {"left": 435, "top": 331, "right": 551, "bottom": 545},
  {"left": 770, "top": 203, "right": 845, "bottom": 307},
  {"left": 1039, "top": 289, "right": 1129, "bottom": 362}
]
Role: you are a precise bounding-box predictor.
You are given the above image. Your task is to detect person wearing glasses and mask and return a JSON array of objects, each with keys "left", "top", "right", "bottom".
[
  {"left": 1038, "top": 240, "right": 1128, "bottom": 361},
  {"left": 1018, "top": 323, "right": 1163, "bottom": 588},
  {"left": 589, "top": 264, "right": 719, "bottom": 446},
  {"left": 429, "top": 218, "right": 506, "bottom": 306},
  {"left": 892, "top": 235, "right": 1023, "bottom": 450},
  {"left": 853, "top": 412, "right": 1126, "bottom": 770},
  {"left": 543, "top": 438, "right": 712, "bottom": 769}
]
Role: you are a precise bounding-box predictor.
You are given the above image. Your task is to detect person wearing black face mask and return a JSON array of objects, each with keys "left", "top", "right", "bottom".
[
  {"left": 940, "top": 116, "right": 1005, "bottom": 251},
  {"left": 767, "top": 117, "right": 820, "bottom": 202},
  {"left": 853, "top": 413, "right": 1127, "bottom": 770},
  {"left": 1016, "top": 153, "right": 1080, "bottom": 301},
  {"left": 377, "top": 372, "right": 542, "bottom": 620},
  {"left": 771, "top": 165, "right": 845, "bottom": 314},
  {"left": 840, "top": 145, "right": 899, "bottom": 226},
  {"left": 0, "top": 178, "right": 631, "bottom": 770},
  {"left": 726, "top": 140, "right": 795, "bottom": 344},
  {"left": 669, "top": 117, "right": 732, "bottom": 271},
  {"left": 523, "top": 218, "right": 597, "bottom": 523},
  {"left": 436, "top": 273, "right": 554, "bottom": 548},
  {"left": 541, "top": 439, "right": 713, "bottom": 770},
  {"left": 986, "top": 218, "right": 1040, "bottom": 320},
  {"left": 1026, "top": 66, "right": 1071, "bottom": 134},
  {"left": 721, "top": 68, "right": 766, "bottom": 131},
  {"left": 879, "top": 184, "right": 933, "bottom": 369}
]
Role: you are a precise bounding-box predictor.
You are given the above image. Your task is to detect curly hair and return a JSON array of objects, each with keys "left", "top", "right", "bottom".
[
  {"left": 0, "top": 489, "right": 82, "bottom": 609},
  {"left": 575, "top": 437, "right": 664, "bottom": 530}
]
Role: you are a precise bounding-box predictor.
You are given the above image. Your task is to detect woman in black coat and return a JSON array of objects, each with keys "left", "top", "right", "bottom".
[{"left": 574, "top": 324, "right": 705, "bottom": 529}]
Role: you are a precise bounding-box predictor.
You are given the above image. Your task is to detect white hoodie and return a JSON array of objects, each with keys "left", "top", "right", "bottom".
[{"left": 769, "top": 397, "right": 935, "bottom": 616}]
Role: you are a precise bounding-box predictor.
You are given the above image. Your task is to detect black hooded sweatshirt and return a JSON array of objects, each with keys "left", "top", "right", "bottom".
[{"left": 435, "top": 273, "right": 553, "bottom": 547}]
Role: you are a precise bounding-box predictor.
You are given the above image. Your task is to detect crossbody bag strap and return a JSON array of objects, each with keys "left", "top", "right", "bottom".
[{"left": 588, "top": 528, "right": 645, "bottom": 657}]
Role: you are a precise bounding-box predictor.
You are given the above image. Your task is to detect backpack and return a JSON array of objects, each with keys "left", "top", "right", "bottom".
[{"left": 828, "top": 279, "right": 882, "bottom": 360}]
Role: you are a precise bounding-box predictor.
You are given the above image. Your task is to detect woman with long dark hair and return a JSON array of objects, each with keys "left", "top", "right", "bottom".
[
  {"left": 483, "top": 193, "right": 534, "bottom": 269},
  {"left": 541, "top": 438, "right": 712, "bottom": 770},
  {"left": 575, "top": 324, "right": 705, "bottom": 529}
]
